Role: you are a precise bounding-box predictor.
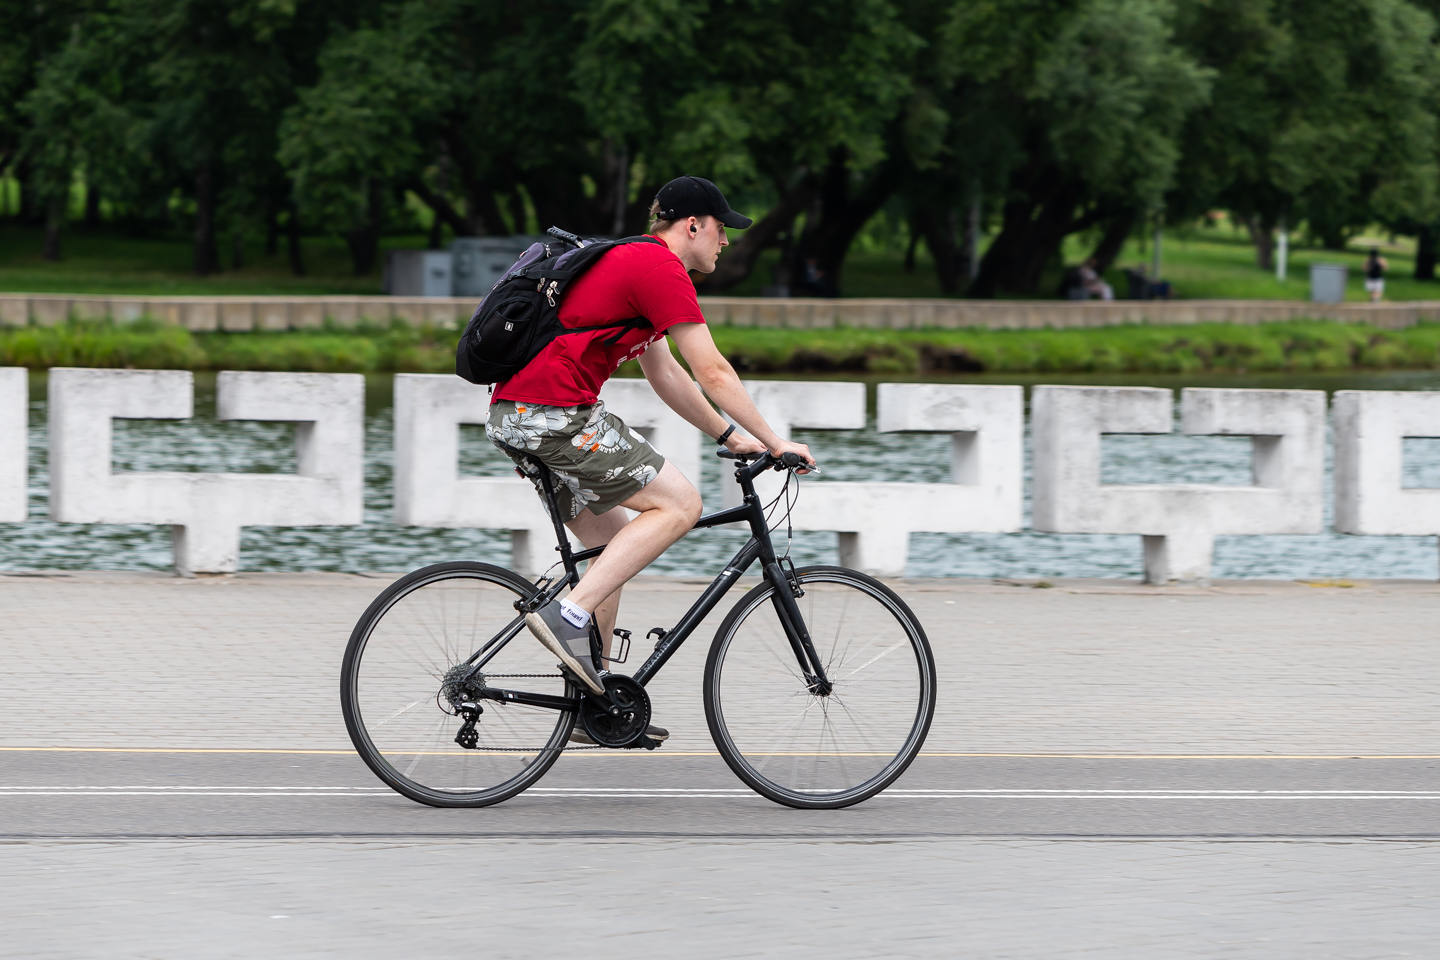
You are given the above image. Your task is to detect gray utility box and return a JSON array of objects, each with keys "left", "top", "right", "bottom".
[
  {"left": 384, "top": 250, "right": 453, "bottom": 298},
  {"left": 1309, "top": 263, "right": 1348, "bottom": 303},
  {"left": 451, "top": 236, "right": 542, "bottom": 299}
]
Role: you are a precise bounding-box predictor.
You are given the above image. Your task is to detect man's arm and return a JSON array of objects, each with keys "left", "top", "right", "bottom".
[{"left": 663, "top": 323, "right": 813, "bottom": 466}]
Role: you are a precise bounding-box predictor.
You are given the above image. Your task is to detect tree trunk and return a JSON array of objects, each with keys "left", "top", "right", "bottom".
[
  {"left": 193, "top": 163, "right": 221, "bottom": 276},
  {"left": 286, "top": 201, "right": 305, "bottom": 276},
  {"left": 1243, "top": 214, "right": 1275, "bottom": 271},
  {"left": 17, "top": 158, "right": 41, "bottom": 225},
  {"left": 265, "top": 206, "right": 279, "bottom": 256},
  {"left": 42, "top": 196, "right": 63, "bottom": 261},
  {"left": 1415, "top": 225, "right": 1436, "bottom": 281},
  {"left": 916, "top": 206, "right": 962, "bottom": 294},
  {"left": 231, "top": 230, "right": 245, "bottom": 269},
  {"left": 84, "top": 182, "right": 101, "bottom": 228},
  {"left": 345, "top": 178, "right": 382, "bottom": 276},
  {"left": 1089, "top": 210, "right": 1137, "bottom": 273},
  {"left": 968, "top": 189, "right": 1080, "bottom": 298}
]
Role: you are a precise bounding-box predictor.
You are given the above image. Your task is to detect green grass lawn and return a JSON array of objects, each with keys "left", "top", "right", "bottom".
[{"left": 2, "top": 218, "right": 1438, "bottom": 301}]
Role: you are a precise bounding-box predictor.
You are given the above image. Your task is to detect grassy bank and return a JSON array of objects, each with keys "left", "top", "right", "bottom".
[{"left": 3, "top": 319, "right": 1440, "bottom": 376}]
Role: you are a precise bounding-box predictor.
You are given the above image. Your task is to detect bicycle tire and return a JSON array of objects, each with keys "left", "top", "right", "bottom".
[
  {"left": 341, "top": 561, "right": 579, "bottom": 807},
  {"left": 703, "top": 565, "right": 936, "bottom": 809}
]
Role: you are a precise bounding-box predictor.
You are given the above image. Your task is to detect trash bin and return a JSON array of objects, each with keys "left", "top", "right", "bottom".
[
  {"left": 451, "top": 236, "right": 542, "bottom": 298},
  {"left": 384, "top": 250, "right": 453, "bottom": 297},
  {"left": 1309, "top": 263, "right": 1348, "bottom": 303}
]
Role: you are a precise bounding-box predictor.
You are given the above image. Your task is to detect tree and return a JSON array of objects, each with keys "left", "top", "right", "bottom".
[
  {"left": 934, "top": 0, "right": 1211, "bottom": 297},
  {"left": 1172, "top": 0, "right": 1440, "bottom": 269}
]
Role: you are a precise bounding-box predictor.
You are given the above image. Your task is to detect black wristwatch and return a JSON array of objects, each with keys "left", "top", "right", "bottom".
[{"left": 714, "top": 423, "right": 736, "bottom": 445}]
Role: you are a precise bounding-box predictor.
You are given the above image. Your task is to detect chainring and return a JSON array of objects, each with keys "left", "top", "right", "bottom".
[{"left": 579, "top": 674, "right": 651, "bottom": 748}]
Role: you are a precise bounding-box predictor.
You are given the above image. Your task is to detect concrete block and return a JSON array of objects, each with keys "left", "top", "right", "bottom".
[
  {"left": 792, "top": 384, "right": 1023, "bottom": 574},
  {"left": 1031, "top": 385, "right": 1325, "bottom": 582},
  {"left": 180, "top": 299, "right": 219, "bottom": 332},
  {"left": 292, "top": 301, "right": 325, "bottom": 330},
  {"left": 390, "top": 299, "right": 426, "bottom": 327},
  {"left": 220, "top": 300, "right": 255, "bottom": 332},
  {"left": 69, "top": 297, "right": 110, "bottom": 321},
  {"left": 0, "top": 297, "right": 29, "bottom": 327},
  {"left": 1, "top": 368, "right": 25, "bottom": 522},
  {"left": 718, "top": 380, "right": 867, "bottom": 509},
  {"left": 145, "top": 300, "right": 183, "bottom": 326},
  {"left": 109, "top": 298, "right": 147, "bottom": 324},
  {"left": 30, "top": 297, "right": 71, "bottom": 326},
  {"left": 48, "top": 368, "right": 363, "bottom": 575},
  {"left": 255, "top": 299, "right": 291, "bottom": 332},
  {"left": 1333, "top": 392, "right": 1440, "bottom": 548},
  {"left": 325, "top": 298, "right": 360, "bottom": 329},
  {"left": 391, "top": 374, "right": 559, "bottom": 574}
]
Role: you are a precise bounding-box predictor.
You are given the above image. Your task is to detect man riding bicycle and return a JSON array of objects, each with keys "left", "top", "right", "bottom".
[{"left": 484, "top": 175, "right": 815, "bottom": 741}]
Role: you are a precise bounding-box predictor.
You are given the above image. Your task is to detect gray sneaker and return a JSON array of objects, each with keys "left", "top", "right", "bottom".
[{"left": 525, "top": 599, "right": 606, "bottom": 695}]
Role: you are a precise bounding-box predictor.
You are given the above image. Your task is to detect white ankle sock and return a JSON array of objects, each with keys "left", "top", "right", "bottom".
[{"left": 559, "top": 599, "right": 591, "bottom": 629}]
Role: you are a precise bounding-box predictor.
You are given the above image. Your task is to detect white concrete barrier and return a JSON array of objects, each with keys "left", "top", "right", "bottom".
[
  {"left": 1, "top": 368, "right": 25, "bottom": 522},
  {"left": 392, "top": 374, "right": 561, "bottom": 574},
  {"left": 49, "top": 369, "right": 364, "bottom": 575},
  {"left": 1333, "top": 392, "right": 1440, "bottom": 556},
  {"left": 1032, "top": 386, "right": 1325, "bottom": 582},
  {"left": 718, "top": 380, "right": 868, "bottom": 508},
  {"left": 794, "top": 384, "right": 1024, "bottom": 573}
]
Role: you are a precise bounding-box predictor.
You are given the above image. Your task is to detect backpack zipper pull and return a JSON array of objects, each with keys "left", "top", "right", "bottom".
[{"left": 542, "top": 280, "right": 558, "bottom": 307}]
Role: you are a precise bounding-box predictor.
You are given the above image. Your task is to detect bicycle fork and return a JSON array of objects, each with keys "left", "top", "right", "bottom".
[{"left": 765, "top": 560, "right": 833, "bottom": 696}]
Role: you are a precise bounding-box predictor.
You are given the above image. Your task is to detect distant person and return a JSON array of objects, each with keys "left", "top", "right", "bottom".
[
  {"left": 1364, "top": 248, "right": 1388, "bottom": 302},
  {"left": 1077, "top": 257, "right": 1114, "bottom": 300}
]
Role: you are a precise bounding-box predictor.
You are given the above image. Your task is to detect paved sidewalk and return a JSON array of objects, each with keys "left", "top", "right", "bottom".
[{"left": 1, "top": 571, "right": 1438, "bottom": 754}]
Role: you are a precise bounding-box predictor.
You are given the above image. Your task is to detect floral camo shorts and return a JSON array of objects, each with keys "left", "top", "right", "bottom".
[{"left": 486, "top": 399, "right": 666, "bottom": 521}]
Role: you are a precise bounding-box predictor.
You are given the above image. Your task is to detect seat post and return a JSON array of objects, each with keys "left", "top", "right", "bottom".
[{"left": 527, "top": 456, "right": 580, "bottom": 582}]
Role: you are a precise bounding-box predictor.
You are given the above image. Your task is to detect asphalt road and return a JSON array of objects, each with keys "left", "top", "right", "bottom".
[
  {"left": 5, "top": 573, "right": 1439, "bottom": 958},
  {"left": 4, "top": 749, "right": 1438, "bottom": 839}
]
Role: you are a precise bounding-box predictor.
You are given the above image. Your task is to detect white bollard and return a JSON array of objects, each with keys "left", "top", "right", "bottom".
[
  {"left": 49, "top": 369, "right": 364, "bottom": 575},
  {"left": 793, "top": 384, "right": 1024, "bottom": 574},
  {"left": 1032, "top": 386, "right": 1325, "bottom": 582},
  {"left": 1333, "top": 392, "right": 1440, "bottom": 574},
  {"left": 1, "top": 368, "right": 25, "bottom": 522},
  {"left": 392, "top": 374, "right": 560, "bottom": 574}
]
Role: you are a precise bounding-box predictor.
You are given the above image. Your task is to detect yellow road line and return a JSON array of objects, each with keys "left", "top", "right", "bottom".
[{"left": 1, "top": 747, "right": 1437, "bottom": 760}]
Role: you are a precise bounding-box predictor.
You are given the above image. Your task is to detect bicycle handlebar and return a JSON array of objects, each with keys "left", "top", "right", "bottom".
[{"left": 716, "top": 449, "right": 819, "bottom": 476}]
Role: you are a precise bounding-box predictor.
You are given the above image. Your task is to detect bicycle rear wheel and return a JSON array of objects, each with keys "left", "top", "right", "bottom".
[
  {"left": 703, "top": 565, "right": 936, "bottom": 809},
  {"left": 341, "top": 561, "right": 579, "bottom": 807}
]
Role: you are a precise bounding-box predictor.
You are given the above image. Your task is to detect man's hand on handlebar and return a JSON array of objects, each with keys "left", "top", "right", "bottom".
[{"left": 770, "top": 439, "right": 815, "bottom": 474}]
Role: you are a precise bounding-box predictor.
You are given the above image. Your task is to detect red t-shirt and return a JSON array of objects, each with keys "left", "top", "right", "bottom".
[{"left": 492, "top": 236, "right": 705, "bottom": 406}]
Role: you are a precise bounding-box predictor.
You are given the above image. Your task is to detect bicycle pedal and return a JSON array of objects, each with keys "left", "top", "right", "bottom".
[{"left": 626, "top": 736, "right": 661, "bottom": 750}]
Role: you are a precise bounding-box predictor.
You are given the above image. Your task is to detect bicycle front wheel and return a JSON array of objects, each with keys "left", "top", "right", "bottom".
[
  {"left": 341, "top": 561, "right": 579, "bottom": 807},
  {"left": 704, "top": 565, "right": 936, "bottom": 809}
]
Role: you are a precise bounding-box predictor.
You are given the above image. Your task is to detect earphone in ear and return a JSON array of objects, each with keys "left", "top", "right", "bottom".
[{"left": 690, "top": 224, "right": 698, "bottom": 235}]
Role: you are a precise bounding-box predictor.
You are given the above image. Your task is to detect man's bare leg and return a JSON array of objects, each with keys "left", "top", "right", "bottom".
[
  {"left": 563, "top": 507, "right": 629, "bottom": 659},
  {"left": 565, "top": 462, "right": 701, "bottom": 627}
]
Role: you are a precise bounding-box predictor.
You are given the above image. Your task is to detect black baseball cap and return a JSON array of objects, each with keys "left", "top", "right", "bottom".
[{"left": 654, "top": 176, "right": 753, "bottom": 229}]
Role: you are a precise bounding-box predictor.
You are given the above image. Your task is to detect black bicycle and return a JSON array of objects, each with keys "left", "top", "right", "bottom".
[{"left": 340, "top": 449, "right": 936, "bottom": 809}]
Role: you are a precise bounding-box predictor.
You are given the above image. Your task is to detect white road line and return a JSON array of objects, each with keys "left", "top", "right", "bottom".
[{"left": 2, "top": 787, "right": 1440, "bottom": 800}]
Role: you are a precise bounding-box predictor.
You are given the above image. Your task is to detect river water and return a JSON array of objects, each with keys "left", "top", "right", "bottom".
[{"left": 4, "top": 371, "right": 1439, "bottom": 579}]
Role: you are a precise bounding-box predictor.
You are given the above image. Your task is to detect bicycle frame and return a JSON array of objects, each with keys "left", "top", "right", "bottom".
[{"left": 459, "top": 452, "right": 832, "bottom": 711}]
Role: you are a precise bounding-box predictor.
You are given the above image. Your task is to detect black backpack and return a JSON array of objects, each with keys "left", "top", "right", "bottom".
[{"left": 455, "top": 227, "right": 663, "bottom": 385}]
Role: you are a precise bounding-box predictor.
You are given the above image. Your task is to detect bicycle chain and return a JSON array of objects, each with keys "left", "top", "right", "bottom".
[{"left": 463, "top": 673, "right": 603, "bottom": 750}]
